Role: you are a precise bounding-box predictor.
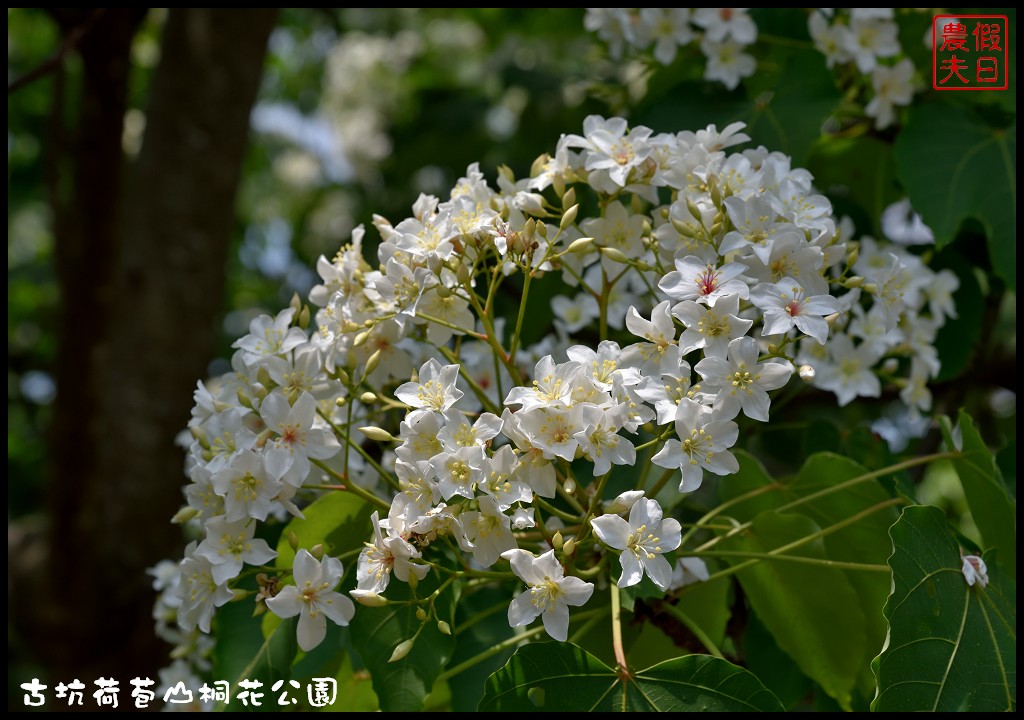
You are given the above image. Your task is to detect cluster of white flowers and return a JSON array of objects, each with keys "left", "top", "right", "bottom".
[
  {"left": 585, "top": 8, "right": 757, "bottom": 89},
  {"left": 807, "top": 8, "right": 916, "bottom": 129},
  {"left": 585, "top": 9, "right": 922, "bottom": 130},
  {"left": 155, "top": 114, "right": 954, "bottom": 664}
]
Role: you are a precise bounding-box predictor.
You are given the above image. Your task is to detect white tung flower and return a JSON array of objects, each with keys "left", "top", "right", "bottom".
[
  {"left": 695, "top": 336, "right": 793, "bottom": 422},
  {"left": 750, "top": 277, "right": 840, "bottom": 345},
  {"left": 591, "top": 497, "right": 682, "bottom": 590},
  {"left": 652, "top": 398, "right": 740, "bottom": 492},
  {"left": 503, "top": 549, "right": 595, "bottom": 642},
  {"left": 394, "top": 359, "right": 464, "bottom": 413},
  {"left": 961, "top": 555, "right": 989, "bottom": 588},
  {"left": 266, "top": 549, "right": 355, "bottom": 652}
]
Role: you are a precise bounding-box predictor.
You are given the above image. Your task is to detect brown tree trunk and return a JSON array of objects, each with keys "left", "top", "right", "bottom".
[{"left": 28, "top": 7, "right": 280, "bottom": 686}]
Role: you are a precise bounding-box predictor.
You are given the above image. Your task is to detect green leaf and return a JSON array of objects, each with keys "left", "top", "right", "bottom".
[
  {"left": 807, "top": 135, "right": 900, "bottom": 237},
  {"left": 479, "top": 642, "right": 783, "bottom": 711},
  {"left": 941, "top": 410, "right": 1017, "bottom": 577},
  {"left": 789, "top": 453, "right": 899, "bottom": 696},
  {"left": 894, "top": 103, "right": 1016, "bottom": 289},
  {"left": 214, "top": 610, "right": 298, "bottom": 711},
  {"left": 713, "top": 449, "right": 779, "bottom": 520},
  {"left": 931, "top": 247, "right": 985, "bottom": 381},
  {"left": 276, "top": 490, "right": 373, "bottom": 568},
  {"left": 740, "top": 49, "right": 842, "bottom": 166},
  {"left": 717, "top": 511, "right": 866, "bottom": 710},
  {"left": 871, "top": 505, "right": 1016, "bottom": 711},
  {"left": 349, "top": 572, "right": 457, "bottom": 712}
]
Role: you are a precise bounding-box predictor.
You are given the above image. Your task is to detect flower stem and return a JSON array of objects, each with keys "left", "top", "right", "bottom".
[
  {"left": 690, "top": 451, "right": 954, "bottom": 551},
  {"left": 610, "top": 584, "right": 629, "bottom": 674},
  {"left": 317, "top": 408, "right": 399, "bottom": 491},
  {"left": 690, "top": 550, "right": 890, "bottom": 573},
  {"left": 310, "top": 458, "right": 390, "bottom": 510},
  {"left": 661, "top": 603, "right": 725, "bottom": 659},
  {"left": 507, "top": 270, "right": 532, "bottom": 363},
  {"left": 700, "top": 497, "right": 904, "bottom": 583},
  {"left": 437, "top": 609, "right": 605, "bottom": 682}
]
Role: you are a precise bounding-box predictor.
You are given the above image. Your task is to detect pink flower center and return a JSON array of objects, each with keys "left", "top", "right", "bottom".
[{"left": 696, "top": 266, "right": 720, "bottom": 296}]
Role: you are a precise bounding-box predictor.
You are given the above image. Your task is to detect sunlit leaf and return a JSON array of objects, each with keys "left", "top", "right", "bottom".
[
  {"left": 275, "top": 490, "right": 372, "bottom": 568},
  {"left": 479, "top": 642, "right": 782, "bottom": 711},
  {"left": 716, "top": 511, "right": 866, "bottom": 710},
  {"left": 872, "top": 505, "right": 1016, "bottom": 711},
  {"left": 941, "top": 410, "right": 1017, "bottom": 577}
]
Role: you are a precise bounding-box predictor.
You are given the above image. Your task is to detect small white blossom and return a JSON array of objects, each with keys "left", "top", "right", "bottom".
[
  {"left": 266, "top": 549, "right": 355, "bottom": 652},
  {"left": 503, "top": 549, "right": 595, "bottom": 642},
  {"left": 591, "top": 497, "right": 682, "bottom": 590},
  {"left": 961, "top": 555, "right": 989, "bottom": 588}
]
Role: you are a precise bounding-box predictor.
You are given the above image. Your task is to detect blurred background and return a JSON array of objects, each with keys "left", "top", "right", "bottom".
[{"left": 7, "top": 7, "right": 1015, "bottom": 708}]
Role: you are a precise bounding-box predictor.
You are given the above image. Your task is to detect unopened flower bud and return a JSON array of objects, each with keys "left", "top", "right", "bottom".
[
  {"left": 844, "top": 276, "right": 864, "bottom": 289},
  {"left": 862, "top": 282, "right": 878, "bottom": 294},
  {"left": 415, "top": 607, "right": 427, "bottom": 621},
  {"left": 686, "top": 196, "right": 702, "bottom": 221},
  {"left": 335, "top": 368, "right": 350, "bottom": 385},
  {"left": 437, "top": 620, "right": 452, "bottom": 636},
  {"left": 407, "top": 572, "right": 419, "bottom": 591},
  {"left": 798, "top": 364, "right": 816, "bottom": 382},
  {"left": 562, "top": 187, "right": 576, "bottom": 211},
  {"left": 171, "top": 506, "right": 200, "bottom": 524},
  {"left": 563, "top": 477, "right": 576, "bottom": 494},
  {"left": 257, "top": 366, "right": 273, "bottom": 389},
  {"left": 825, "top": 312, "right": 840, "bottom": 328},
  {"left": 435, "top": 284, "right": 452, "bottom": 299},
  {"left": 847, "top": 246, "right": 860, "bottom": 267},
  {"left": 359, "top": 426, "right": 395, "bottom": 442},
  {"left": 552, "top": 174, "right": 566, "bottom": 199},
  {"left": 552, "top": 531, "right": 564, "bottom": 551},
  {"left": 353, "top": 592, "right": 388, "bottom": 607},
  {"left": 880, "top": 358, "right": 899, "bottom": 374},
  {"left": 335, "top": 396, "right": 347, "bottom": 407},
  {"left": 232, "top": 588, "right": 251, "bottom": 602},
  {"left": 353, "top": 330, "right": 370, "bottom": 347},
  {"left": 389, "top": 639, "right": 415, "bottom": 663},
  {"left": 298, "top": 306, "right": 311, "bottom": 330},
  {"left": 359, "top": 391, "right": 377, "bottom": 404},
  {"left": 560, "top": 204, "right": 579, "bottom": 231},
  {"left": 310, "top": 544, "right": 325, "bottom": 560},
  {"left": 562, "top": 539, "right": 576, "bottom": 557},
  {"left": 189, "top": 425, "right": 210, "bottom": 449},
  {"left": 252, "top": 602, "right": 268, "bottom": 618},
  {"left": 363, "top": 349, "right": 382, "bottom": 378},
  {"left": 530, "top": 153, "right": 550, "bottom": 179},
  {"left": 288, "top": 530, "right": 299, "bottom": 551},
  {"left": 601, "top": 247, "right": 629, "bottom": 264},
  {"left": 565, "top": 237, "right": 594, "bottom": 254},
  {"left": 289, "top": 292, "right": 302, "bottom": 314}
]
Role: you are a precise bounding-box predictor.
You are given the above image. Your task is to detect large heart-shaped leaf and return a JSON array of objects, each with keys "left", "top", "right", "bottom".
[
  {"left": 349, "top": 572, "right": 457, "bottom": 712},
  {"left": 872, "top": 505, "right": 1016, "bottom": 711},
  {"left": 213, "top": 608, "right": 298, "bottom": 711},
  {"left": 479, "top": 642, "right": 782, "bottom": 711},
  {"left": 713, "top": 451, "right": 896, "bottom": 702},
  {"left": 275, "top": 490, "right": 372, "bottom": 567},
  {"left": 716, "top": 511, "right": 866, "bottom": 710},
  {"left": 894, "top": 103, "right": 1016, "bottom": 289},
  {"left": 941, "top": 410, "right": 1017, "bottom": 577}
]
